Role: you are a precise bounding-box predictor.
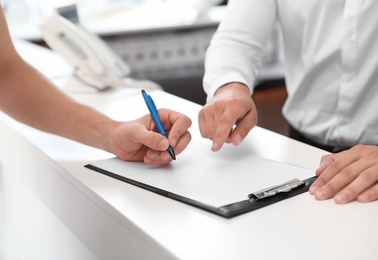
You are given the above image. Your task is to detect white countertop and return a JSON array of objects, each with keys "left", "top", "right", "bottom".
[{"left": 1, "top": 39, "right": 377, "bottom": 260}]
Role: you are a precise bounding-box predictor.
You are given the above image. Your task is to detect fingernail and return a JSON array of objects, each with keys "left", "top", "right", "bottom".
[
  {"left": 335, "top": 193, "right": 347, "bottom": 204},
  {"left": 315, "top": 189, "right": 327, "bottom": 200},
  {"left": 158, "top": 139, "right": 168, "bottom": 150},
  {"left": 171, "top": 138, "right": 177, "bottom": 147},
  {"left": 309, "top": 185, "right": 319, "bottom": 194},
  {"left": 358, "top": 193, "right": 369, "bottom": 203},
  {"left": 234, "top": 134, "right": 242, "bottom": 146},
  {"left": 212, "top": 142, "right": 219, "bottom": 151},
  {"left": 144, "top": 157, "right": 152, "bottom": 164}
]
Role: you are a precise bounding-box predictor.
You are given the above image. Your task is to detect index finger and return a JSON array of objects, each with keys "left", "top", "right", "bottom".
[
  {"left": 212, "top": 106, "right": 256, "bottom": 151},
  {"left": 159, "top": 109, "right": 192, "bottom": 147},
  {"left": 211, "top": 112, "right": 237, "bottom": 151}
]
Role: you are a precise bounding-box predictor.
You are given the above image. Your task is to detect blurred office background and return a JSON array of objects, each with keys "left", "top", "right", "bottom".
[{"left": 3, "top": 0, "right": 288, "bottom": 135}]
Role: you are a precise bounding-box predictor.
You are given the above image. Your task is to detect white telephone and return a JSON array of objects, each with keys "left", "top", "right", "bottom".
[{"left": 39, "top": 15, "right": 160, "bottom": 91}]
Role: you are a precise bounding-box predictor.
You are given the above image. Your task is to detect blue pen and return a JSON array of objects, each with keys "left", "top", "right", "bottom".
[{"left": 141, "top": 89, "right": 176, "bottom": 160}]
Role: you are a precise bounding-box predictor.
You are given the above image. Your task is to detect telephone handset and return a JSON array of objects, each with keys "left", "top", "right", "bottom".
[{"left": 39, "top": 15, "right": 160, "bottom": 90}]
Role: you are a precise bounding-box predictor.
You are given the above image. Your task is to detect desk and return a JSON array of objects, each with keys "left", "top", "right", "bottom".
[{"left": 1, "top": 40, "right": 378, "bottom": 260}]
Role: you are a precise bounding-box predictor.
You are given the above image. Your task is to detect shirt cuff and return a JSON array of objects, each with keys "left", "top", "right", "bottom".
[{"left": 203, "top": 72, "right": 253, "bottom": 103}]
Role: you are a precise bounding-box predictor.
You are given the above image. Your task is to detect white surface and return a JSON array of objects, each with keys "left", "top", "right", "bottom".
[
  {"left": 2, "top": 40, "right": 378, "bottom": 259},
  {"left": 13, "top": 38, "right": 73, "bottom": 79}
]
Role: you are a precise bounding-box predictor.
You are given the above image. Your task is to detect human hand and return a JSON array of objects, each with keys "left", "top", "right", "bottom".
[
  {"left": 198, "top": 82, "right": 257, "bottom": 151},
  {"left": 309, "top": 145, "right": 378, "bottom": 204},
  {"left": 109, "top": 109, "right": 192, "bottom": 165}
]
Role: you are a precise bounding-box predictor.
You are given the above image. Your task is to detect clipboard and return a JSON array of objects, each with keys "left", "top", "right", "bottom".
[{"left": 85, "top": 141, "right": 316, "bottom": 218}]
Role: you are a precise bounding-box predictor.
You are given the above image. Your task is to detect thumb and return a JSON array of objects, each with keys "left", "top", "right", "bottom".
[
  {"left": 139, "top": 130, "right": 170, "bottom": 151},
  {"left": 156, "top": 137, "right": 170, "bottom": 151}
]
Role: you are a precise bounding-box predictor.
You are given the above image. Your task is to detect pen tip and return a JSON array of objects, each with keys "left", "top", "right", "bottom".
[
  {"left": 141, "top": 89, "right": 145, "bottom": 93},
  {"left": 168, "top": 149, "right": 176, "bottom": 160}
]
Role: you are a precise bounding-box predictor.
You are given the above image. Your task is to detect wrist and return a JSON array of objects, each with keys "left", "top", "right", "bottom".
[
  {"left": 102, "top": 119, "right": 123, "bottom": 155},
  {"left": 215, "top": 82, "right": 251, "bottom": 99}
]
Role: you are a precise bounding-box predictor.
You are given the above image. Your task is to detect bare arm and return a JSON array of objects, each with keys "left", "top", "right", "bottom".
[
  {"left": 0, "top": 8, "right": 191, "bottom": 165},
  {"left": 0, "top": 8, "right": 118, "bottom": 152}
]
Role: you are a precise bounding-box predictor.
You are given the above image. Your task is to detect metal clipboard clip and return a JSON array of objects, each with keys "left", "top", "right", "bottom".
[{"left": 248, "top": 178, "right": 305, "bottom": 202}]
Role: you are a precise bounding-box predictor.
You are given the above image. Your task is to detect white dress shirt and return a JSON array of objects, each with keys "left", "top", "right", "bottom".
[{"left": 204, "top": 0, "right": 378, "bottom": 147}]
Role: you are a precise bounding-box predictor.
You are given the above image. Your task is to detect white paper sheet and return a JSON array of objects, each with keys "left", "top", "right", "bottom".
[{"left": 88, "top": 141, "right": 315, "bottom": 207}]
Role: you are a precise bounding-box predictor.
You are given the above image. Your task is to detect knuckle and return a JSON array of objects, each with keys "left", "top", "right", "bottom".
[
  {"left": 225, "top": 95, "right": 240, "bottom": 104},
  {"left": 324, "top": 182, "right": 339, "bottom": 197},
  {"left": 203, "top": 107, "right": 213, "bottom": 118},
  {"left": 352, "top": 144, "right": 364, "bottom": 151},
  {"left": 320, "top": 154, "right": 336, "bottom": 165},
  {"left": 340, "top": 167, "right": 355, "bottom": 180},
  {"left": 315, "top": 176, "right": 327, "bottom": 186},
  {"left": 198, "top": 109, "right": 204, "bottom": 118},
  {"left": 329, "top": 160, "right": 343, "bottom": 172},
  {"left": 213, "top": 99, "right": 227, "bottom": 110},
  {"left": 320, "top": 154, "right": 331, "bottom": 161},
  {"left": 186, "top": 117, "right": 193, "bottom": 128},
  {"left": 360, "top": 169, "right": 378, "bottom": 183},
  {"left": 237, "top": 126, "right": 250, "bottom": 137},
  {"left": 324, "top": 183, "right": 337, "bottom": 195}
]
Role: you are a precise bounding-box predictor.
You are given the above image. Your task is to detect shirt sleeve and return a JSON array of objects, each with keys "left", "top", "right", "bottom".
[{"left": 203, "top": 0, "right": 278, "bottom": 102}]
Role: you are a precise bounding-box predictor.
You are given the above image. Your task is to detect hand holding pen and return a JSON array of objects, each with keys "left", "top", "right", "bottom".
[
  {"left": 141, "top": 89, "right": 192, "bottom": 162},
  {"left": 107, "top": 97, "right": 191, "bottom": 165}
]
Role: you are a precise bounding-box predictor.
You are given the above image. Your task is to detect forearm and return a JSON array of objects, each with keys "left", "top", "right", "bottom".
[{"left": 0, "top": 56, "right": 117, "bottom": 153}]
